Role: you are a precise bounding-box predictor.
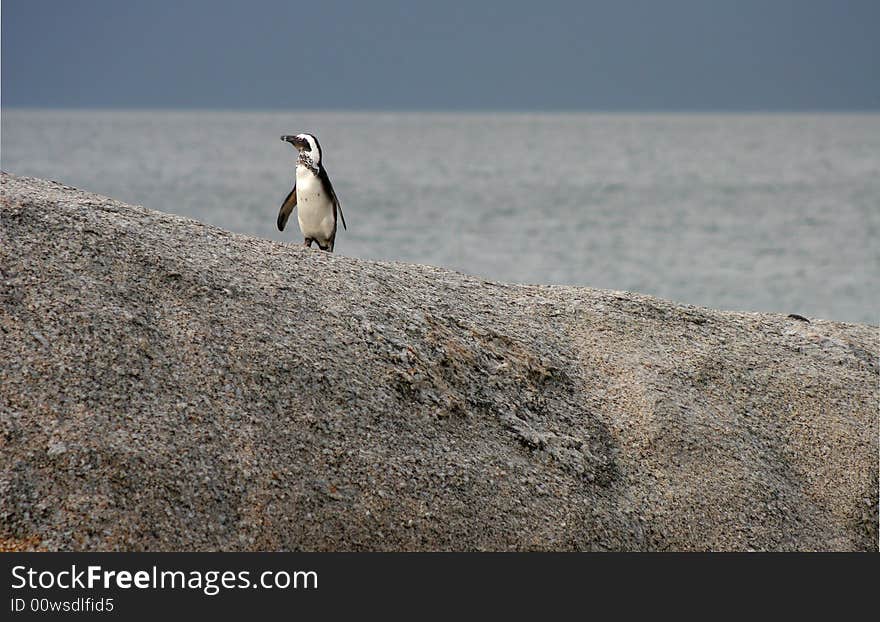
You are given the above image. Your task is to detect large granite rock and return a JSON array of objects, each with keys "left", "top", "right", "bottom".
[{"left": 1, "top": 173, "right": 876, "bottom": 551}]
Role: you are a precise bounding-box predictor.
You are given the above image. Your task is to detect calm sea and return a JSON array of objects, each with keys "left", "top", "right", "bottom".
[{"left": 2, "top": 110, "right": 878, "bottom": 324}]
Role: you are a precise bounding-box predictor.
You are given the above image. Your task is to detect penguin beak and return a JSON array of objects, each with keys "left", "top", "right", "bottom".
[{"left": 281, "top": 135, "right": 301, "bottom": 149}]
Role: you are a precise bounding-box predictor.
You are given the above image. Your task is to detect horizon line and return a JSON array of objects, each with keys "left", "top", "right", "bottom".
[{"left": 3, "top": 105, "right": 880, "bottom": 115}]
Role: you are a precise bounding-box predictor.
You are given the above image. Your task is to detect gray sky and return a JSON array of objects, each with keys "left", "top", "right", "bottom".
[{"left": 3, "top": 0, "right": 879, "bottom": 110}]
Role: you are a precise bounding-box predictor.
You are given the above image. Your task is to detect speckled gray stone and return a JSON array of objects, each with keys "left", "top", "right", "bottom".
[{"left": 1, "top": 173, "right": 877, "bottom": 551}]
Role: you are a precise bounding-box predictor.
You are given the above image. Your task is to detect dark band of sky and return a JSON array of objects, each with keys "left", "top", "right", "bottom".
[{"left": 2, "top": 0, "right": 878, "bottom": 110}]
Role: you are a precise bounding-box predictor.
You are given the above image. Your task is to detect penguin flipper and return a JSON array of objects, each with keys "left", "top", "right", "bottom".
[
  {"left": 277, "top": 185, "right": 297, "bottom": 231},
  {"left": 335, "top": 200, "right": 347, "bottom": 231},
  {"left": 319, "top": 165, "right": 346, "bottom": 231}
]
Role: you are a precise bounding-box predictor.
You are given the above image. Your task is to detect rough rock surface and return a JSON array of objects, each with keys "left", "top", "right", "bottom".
[{"left": 1, "top": 173, "right": 877, "bottom": 551}]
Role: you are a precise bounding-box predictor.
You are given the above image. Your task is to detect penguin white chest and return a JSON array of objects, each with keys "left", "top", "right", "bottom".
[{"left": 295, "top": 166, "right": 334, "bottom": 241}]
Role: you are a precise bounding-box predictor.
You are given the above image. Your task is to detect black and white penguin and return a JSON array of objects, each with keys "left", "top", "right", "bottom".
[{"left": 277, "top": 133, "right": 347, "bottom": 252}]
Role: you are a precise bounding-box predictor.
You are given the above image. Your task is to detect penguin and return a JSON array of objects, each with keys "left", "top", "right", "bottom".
[{"left": 277, "top": 133, "right": 347, "bottom": 252}]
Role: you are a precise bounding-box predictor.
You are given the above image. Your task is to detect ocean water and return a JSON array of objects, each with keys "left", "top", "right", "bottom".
[{"left": 2, "top": 110, "right": 878, "bottom": 324}]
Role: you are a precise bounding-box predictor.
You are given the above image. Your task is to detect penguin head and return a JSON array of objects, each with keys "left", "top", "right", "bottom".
[{"left": 281, "top": 133, "right": 321, "bottom": 167}]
